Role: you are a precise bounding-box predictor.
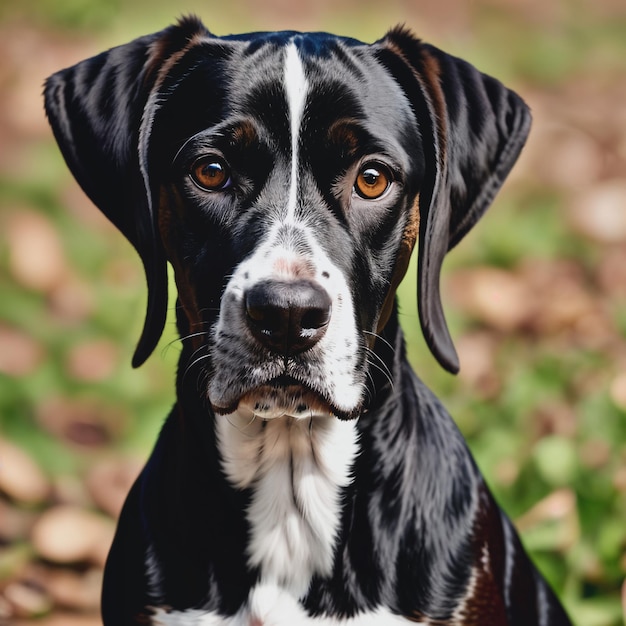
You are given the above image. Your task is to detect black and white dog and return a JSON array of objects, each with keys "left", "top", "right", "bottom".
[{"left": 44, "top": 17, "right": 572, "bottom": 625}]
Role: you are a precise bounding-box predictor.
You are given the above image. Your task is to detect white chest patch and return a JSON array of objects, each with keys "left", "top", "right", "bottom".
[
  {"left": 152, "top": 583, "right": 416, "bottom": 625},
  {"left": 152, "top": 417, "right": 418, "bottom": 625},
  {"left": 217, "top": 412, "right": 359, "bottom": 596}
]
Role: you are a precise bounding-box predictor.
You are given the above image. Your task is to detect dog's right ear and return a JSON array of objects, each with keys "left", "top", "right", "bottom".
[{"left": 44, "top": 17, "right": 210, "bottom": 367}]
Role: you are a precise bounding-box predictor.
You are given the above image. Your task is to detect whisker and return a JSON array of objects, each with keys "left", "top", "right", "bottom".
[
  {"left": 362, "top": 369, "right": 376, "bottom": 406},
  {"left": 366, "top": 354, "right": 395, "bottom": 392},
  {"left": 225, "top": 412, "right": 258, "bottom": 436},
  {"left": 178, "top": 331, "right": 212, "bottom": 344},
  {"left": 365, "top": 346, "right": 394, "bottom": 386},
  {"left": 160, "top": 332, "right": 210, "bottom": 360},
  {"left": 182, "top": 352, "right": 211, "bottom": 388},
  {"left": 362, "top": 329, "right": 396, "bottom": 354}
]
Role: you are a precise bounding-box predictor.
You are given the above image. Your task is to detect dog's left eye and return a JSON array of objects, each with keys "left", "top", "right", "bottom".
[
  {"left": 354, "top": 162, "right": 392, "bottom": 200},
  {"left": 189, "top": 157, "right": 232, "bottom": 191}
]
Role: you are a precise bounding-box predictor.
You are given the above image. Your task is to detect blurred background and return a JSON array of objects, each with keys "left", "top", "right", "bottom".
[{"left": 0, "top": 0, "right": 625, "bottom": 624}]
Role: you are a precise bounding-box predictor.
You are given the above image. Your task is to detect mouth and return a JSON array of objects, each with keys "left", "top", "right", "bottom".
[{"left": 211, "top": 375, "right": 356, "bottom": 421}]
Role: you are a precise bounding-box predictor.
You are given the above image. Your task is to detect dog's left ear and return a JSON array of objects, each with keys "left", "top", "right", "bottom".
[
  {"left": 44, "top": 17, "right": 211, "bottom": 367},
  {"left": 377, "top": 28, "right": 531, "bottom": 374}
]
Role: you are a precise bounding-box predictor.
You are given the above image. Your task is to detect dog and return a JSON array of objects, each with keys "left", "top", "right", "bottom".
[{"left": 44, "top": 16, "right": 572, "bottom": 625}]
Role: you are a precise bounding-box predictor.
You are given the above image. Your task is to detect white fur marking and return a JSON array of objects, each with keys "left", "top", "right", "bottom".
[
  {"left": 284, "top": 42, "right": 308, "bottom": 222},
  {"left": 152, "top": 582, "right": 417, "bottom": 624},
  {"left": 217, "top": 413, "right": 359, "bottom": 597},
  {"left": 208, "top": 227, "right": 364, "bottom": 417}
]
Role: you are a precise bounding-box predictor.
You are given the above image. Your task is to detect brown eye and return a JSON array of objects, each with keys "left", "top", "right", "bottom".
[
  {"left": 189, "top": 156, "right": 231, "bottom": 191},
  {"left": 354, "top": 162, "right": 392, "bottom": 199}
]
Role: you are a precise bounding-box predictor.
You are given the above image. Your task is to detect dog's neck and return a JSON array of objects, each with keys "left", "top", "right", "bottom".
[
  {"left": 216, "top": 412, "right": 359, "bottom": 597},
  {"left": 174, "top": 302, "right": 403, "bottom": 599}
]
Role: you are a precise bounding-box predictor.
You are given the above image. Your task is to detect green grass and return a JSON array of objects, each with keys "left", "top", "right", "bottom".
[{"left": 1, "top": 1, "right": 625, "bottom": 623}]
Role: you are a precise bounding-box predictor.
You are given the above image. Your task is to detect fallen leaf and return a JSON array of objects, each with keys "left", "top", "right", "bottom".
[
  {"left": 516, "top": 489, "right": 579, "bottom": 551},
  {"left": 30, "top": 505, "right": 114, "bottom": 566},
  {"left": 0, "top": 439, "right": 51, "bottom": 505},
  {"left": 568, "top": 180, "right": 626, "bottom": 244},
  {"left": 0, "top": 500, "right": 38, "bottom": 542},
  {"left": 43, "top": 568, "right": 102, "bottom": 612},
  {"left": 455, "top": 331, "right": 501, "bottom": 397},
  {"left": 35, "top": 397, "right": 126, "bottom": 448},
  {"left": 3, "top": 580, "right": 52, "bottom": 619},
  {"left": 5, "top": 210, "right": 68, "bottom": 293},
  {"left": 0, "top": 325, "right": 44, "bottom": 377},
  {"left": 86, "top": 457, "right": 142, "bottom": 519},
  {"left": 449, "top": 267, "right": 534, "bottom": 332},
  {"left": 609, "top": 371, "right": 626, "bottom": 411},
  {"left": 65, "top": 339, "right": 119, "bottom": 383},
  {"left": 596, "top": 247, "right": 626, "bottom": 299},
  {"left": 48, "top": 276, "right": 95, "bottom": 325}
]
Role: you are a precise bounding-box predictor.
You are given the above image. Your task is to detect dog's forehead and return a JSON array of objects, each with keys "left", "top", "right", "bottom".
[
  {"left": 226, "top": 31, "right": 399, "bottom": 101},
  {"left": 216, "top": 31, "right": 412, "bottom": 146},
  {"left": 152, "top": 30, "right": 417, "bottom": 176},
  {"left": 222, "top": 29, "right": 364, "bottom": 52}
]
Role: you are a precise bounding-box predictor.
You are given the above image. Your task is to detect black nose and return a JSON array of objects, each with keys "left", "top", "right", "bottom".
[{"left": 244, "top": 279, "right": 332, "bottom": 355}]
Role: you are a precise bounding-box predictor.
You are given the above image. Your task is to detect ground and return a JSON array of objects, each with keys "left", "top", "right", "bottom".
[{"left": 0, "top": 1, "right": 625, "bottom": 624}]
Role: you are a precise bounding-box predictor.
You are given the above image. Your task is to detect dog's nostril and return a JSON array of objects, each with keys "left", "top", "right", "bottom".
[
  {"left": 301, "top": 307, "right": 331, "bottom": 331},
  {"left": 245, "top": 280, "right": 332, "bottom": 355},
  {"left": 246, "top": 303, "right": 279, "bottom": 328}
]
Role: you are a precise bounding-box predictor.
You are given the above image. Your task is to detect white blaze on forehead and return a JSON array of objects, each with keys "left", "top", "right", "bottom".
[{"left": 283, "top": 42, "right": 308, "bottom": 223}]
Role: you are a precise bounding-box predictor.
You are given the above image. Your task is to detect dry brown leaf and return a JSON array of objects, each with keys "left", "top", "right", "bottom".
[
  {"left": 5, "top": 210, "right": 68, "bottom": 293},
  {"left": 13, "top": 613, "right": 102, "bottom": 626},
  {"left": 43, "top": 568, "right": 102, "bottom": 612},
  {"left": 48, "top": 276, "right": 95, "bottom": 326},
  {"left": 596, "top": 246, "right": 626, "bottom": 299},
  {"left": 30, "top": 505, "right": 114, "bottom": 566},
  {"left": 449, "top": 267, "right": 534, "bottom": 332},
  {"left": 65, "top": 340, "right": 119, "bottom": 383},
  {"left": 568, "top": 180, "right": 626, "bottom": 244},
  {"left": 579, "top": 439, "right": 612, "bottom": 470},
  {"left": 85, "top": 458, "right": 142, "bottom": 519},
  {"left": 0, "top": 499, "right": 38, "bottom": 542},
  {"left": 613, "top": 466, "right": 626, "bottom": 493},
  {"left": 455, "top": 331, "right": 501, "bottom": 397},
  {"left": 3, "top": 580, "right": 53, "bottom": 619},
  {"left": 609, "top": 372, "right": 626, "bottom": 411},
  {"left": 0, "top": 325, "right": 44, "bottom": 377},
  {"left": 0, "top": 439, "right": 50, "bottom": 505},
  {"left": 528, "top": 122, "right": 603, "bottom": 190},
  {"left": 532, "top": 402, "right": 578, "bottom": 439},
  {"left": 516, "top": 489, "right": 579, "bottom": 551},
  {"left": 35, "top": 397, "right": 125, "bottom": 448}
]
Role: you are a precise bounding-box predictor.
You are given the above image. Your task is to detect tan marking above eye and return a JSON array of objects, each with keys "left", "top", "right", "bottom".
[
  {"left": 354, "top": 163, "right": 392, "bottom": 199},
  {"left": 190, "top": 156, "right": 230, "bottom": 191}
]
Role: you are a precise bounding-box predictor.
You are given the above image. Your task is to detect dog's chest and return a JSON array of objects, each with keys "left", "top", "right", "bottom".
[
  {"left": 216, "top": 412, "right": 359, "bottom": 596},
  {"left": 152, "top": 584, "right": 415, "bottom": 624}
]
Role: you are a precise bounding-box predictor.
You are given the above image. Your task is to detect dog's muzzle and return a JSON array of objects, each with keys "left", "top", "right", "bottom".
[{"left": 207, "top": 243, "right": 365, "bottom": 421}]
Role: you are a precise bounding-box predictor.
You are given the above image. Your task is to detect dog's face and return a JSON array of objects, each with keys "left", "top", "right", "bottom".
[
  {"left": 160, "top": 36, "right": 425, "bottom": 420},
  {"left": 44, "top": 18, "right": 530, "bottom": 421}
]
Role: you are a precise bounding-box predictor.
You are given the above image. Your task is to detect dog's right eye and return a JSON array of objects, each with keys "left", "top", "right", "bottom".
[{"left": 189, "top": 157, "right": 232, "bottom": 191}]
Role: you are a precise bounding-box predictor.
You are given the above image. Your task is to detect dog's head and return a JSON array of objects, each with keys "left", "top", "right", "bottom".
[{"left": 45, "top": 17, "right": 530, "bottom": 420}]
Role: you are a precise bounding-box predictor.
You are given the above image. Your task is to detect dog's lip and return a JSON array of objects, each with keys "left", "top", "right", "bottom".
[
  {"left": 210, "top": 375, "right": 356, "bottom": 420},
  {"left": 264, "top": 374, "right": 311, "bottom": 390}
]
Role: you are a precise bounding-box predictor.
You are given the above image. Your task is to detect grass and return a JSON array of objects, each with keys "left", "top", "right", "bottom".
[{"left": 1, "top": 1, "right": 625, "bottom": 623}]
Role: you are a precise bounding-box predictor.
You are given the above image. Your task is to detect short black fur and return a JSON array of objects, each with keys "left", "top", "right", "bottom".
[{"left": 44, "top": 17, "right": 571, "bottom": 626}]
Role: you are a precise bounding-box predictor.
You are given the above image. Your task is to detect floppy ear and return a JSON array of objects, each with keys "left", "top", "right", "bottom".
[
  {"left": 44, "top": 17, "right": 210, "bottom": 367},
  {"left": 378, "top": 28, "right": 532, "bottom": 373}
]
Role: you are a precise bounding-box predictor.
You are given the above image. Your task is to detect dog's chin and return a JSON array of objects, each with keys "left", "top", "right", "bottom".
[{"left": 211, "top": 377, "right": 360, "bottom": 421}]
